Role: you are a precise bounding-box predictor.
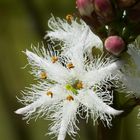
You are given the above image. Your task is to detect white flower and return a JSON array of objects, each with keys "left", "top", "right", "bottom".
[
  {"left": 15, "top": 19, "right": 123, "bottom": 140},
  {"left": 120, "top": 41, "right": 140, "bottom": 97},
  {"left": 45, "top": 15, "right": 103, "bottom": 56}
]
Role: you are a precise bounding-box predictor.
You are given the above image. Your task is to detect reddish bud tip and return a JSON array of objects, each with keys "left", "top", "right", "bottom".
[
  {"left": 76, "top": 0, "right": 94, "bottom": 16},
  {"left": 94, "top": 0, "right": 114, "bottom": 22},
  {"left": 94, "top": 0, "right": 111, "bottom": 11},
  {"left": 105, "top": 36, "right": 125, "bottom": 56}
]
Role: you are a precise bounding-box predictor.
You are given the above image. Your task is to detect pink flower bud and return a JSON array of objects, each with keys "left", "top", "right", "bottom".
[
  {"left": 94, "top": 0, "right": 114, "bottom": 21},
  {"left": 104, "top": 36, "right": 125, "bottom": 56},
  {"left": 76, "top": 0, "right": 94, "bottom": 16}
]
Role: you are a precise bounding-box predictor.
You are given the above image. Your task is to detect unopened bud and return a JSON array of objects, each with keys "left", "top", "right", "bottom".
[
  {"left": 104, "top": 36, "right": 125, "bottom": 56},
  {"left": 117, "top": 0, "right": 136, "bottom": 8},
  {"left": 76, "top": 0, "right": 108, "bottom": 40},
  {"left": 76, "top": 0, "right": 94, "bottom": 16},
  {"left": 94, "top": 0, "right": 114, "bottom": 22}
]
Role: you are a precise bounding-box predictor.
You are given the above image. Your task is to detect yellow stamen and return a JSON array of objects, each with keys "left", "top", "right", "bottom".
[
  {"left": 67, "top": 62, "right": 75, "bottom": 69},
  {"left": 76, "top": 81, "right": 83, "bottom": 89},
  {"left": 46, "top": 91, "right": 53, "bottom": 98},
  {"left": 40, "top": 71, "right": 47, "bottom": 79},
  {"left": 66, "top": 95, "right": 74, "bottom": 101},
  {"left": 51, "top": 56, "right": 58, "bottom": 63},
  {"left": 66, "top": 14, "right": 73, "bottom": 23}
]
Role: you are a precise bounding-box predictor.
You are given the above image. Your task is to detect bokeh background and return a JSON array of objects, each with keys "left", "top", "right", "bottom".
[{"left": 0, "top": 0, "right": 140, "bottom": 140}]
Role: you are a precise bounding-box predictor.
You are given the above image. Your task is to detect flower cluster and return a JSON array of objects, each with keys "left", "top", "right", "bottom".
[
  {"left": 15, "top": 0, "right": 140, "bottom": 140},
  {"left": 121, "top": 39, "right": 140, "bottom": 97},
  {"left": 76, "top": 0, "right": 140, "bottom": 54},
  {"left": 15, "top": 17, "right": 124, "bottom": 140}
]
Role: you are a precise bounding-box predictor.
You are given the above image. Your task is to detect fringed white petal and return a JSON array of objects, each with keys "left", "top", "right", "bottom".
[
  {"left": 68, "top": 29, "right": 90, "bottom": 75},
  {"left": 82, "top": 60, "right": 122, "bottom": 86},
  {"left": 49, "top": 101, "right": 79, "bottom": 140},
  {"left": 46, "top": 16, "right": 103, "bottom": 53},
  {"left": 121, "top": 74, "right": 140, "bottom": 97},
  {"left": 15, "top": 95, "right": 54, "bottom": 121},
  {"left": 122, "top": 42, "right": 140, "bottom": 97},
  {"left": 77, "top": 90, "right": 122, "bottom": 126},
  {"left": 15, "top": 85, "right": 66, "bottom": 120},
  {"left": 15, "top": 96, "right": 48, "bottom": 115},
  {"left": 128, "top": 44, "right": 140, "bottom": 71},
  {"left": 25, "top": 50, "right": 70, "bottom": 84},
  {"left": 16, "top": 14, "right": 129, "bottom": 139}
]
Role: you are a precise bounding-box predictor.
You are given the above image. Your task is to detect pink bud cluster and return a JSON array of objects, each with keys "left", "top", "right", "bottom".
[
  {"left": 76, "top": 0, "right": 114, "bottom": 22},
  {"left": 94, "top": 0, "right": 114, "bottom": 22},
  {"left": 76, "top": 0, "right": 139, "bottom": 54},
  {"left": 76, "top": 0, "right": 94, "bottom": 16}
]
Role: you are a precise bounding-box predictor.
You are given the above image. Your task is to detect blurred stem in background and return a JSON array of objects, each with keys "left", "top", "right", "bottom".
[
  {"left": 0, "top": 69, "right": 32, "bottom": 140},
  {"left": 0, "top": 0, "right": 45, "bottom": 140}
]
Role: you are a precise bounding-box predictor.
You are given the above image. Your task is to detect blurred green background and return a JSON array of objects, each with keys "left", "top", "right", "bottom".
[{"left": 0, "top": 0, "right": 140, "bottom": 140}]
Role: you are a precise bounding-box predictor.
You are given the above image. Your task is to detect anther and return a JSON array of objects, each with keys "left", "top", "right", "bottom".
[
  {"left": 46, "top": 91, "right": 53, "bottom": 98},
  {"left": 51, "top": 56, "right": 58, "bottom": 63},
  {"left": 66, "top": 95, "right": 74, "bottom": 101},
  {"left": 40, "top": 71, "right": 47, "bottom": 79},
  {"left": 66, "top": 14, "right": 73, "bottom": 23},
  {"left": 67, "top": 62, "right": 75, "bottom": 69},
  {"left": 76, "top": 81, "right": 83, "bottom": 89}
]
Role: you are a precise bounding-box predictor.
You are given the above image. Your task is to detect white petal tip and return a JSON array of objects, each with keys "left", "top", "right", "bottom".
[
  {"left": 25, "top": 50, "right": 31, "bottom": 55},
  {"left": 110, "top": 109, "right": 123, "bottom": 116},
  {"left": 15, "top": 109, "right": 23, "bottom": 114},
  {"left": 15, "top": 107, "right": 28, "bottom": 114},
  {"left": 105, "top": 105, "right": 123, "bottom": 116},
  {"left": 115, "top": 110, "right": 123, "bottom": 115},
  {"left": 44, "top": 33, "right": 48, "bottom": 39}
]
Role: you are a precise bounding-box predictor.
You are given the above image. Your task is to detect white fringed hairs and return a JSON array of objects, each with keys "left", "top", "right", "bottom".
[{"left": 15, "top": 16, "right": 124, "bottom": 140}]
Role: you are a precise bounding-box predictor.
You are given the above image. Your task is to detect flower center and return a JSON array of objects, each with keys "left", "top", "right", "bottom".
[
  {"left": 65, "top": 80, "right": 84, "bottom": 95},
  {"left": 74, "top": 81, "right": 83, "bottom": 90}
]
